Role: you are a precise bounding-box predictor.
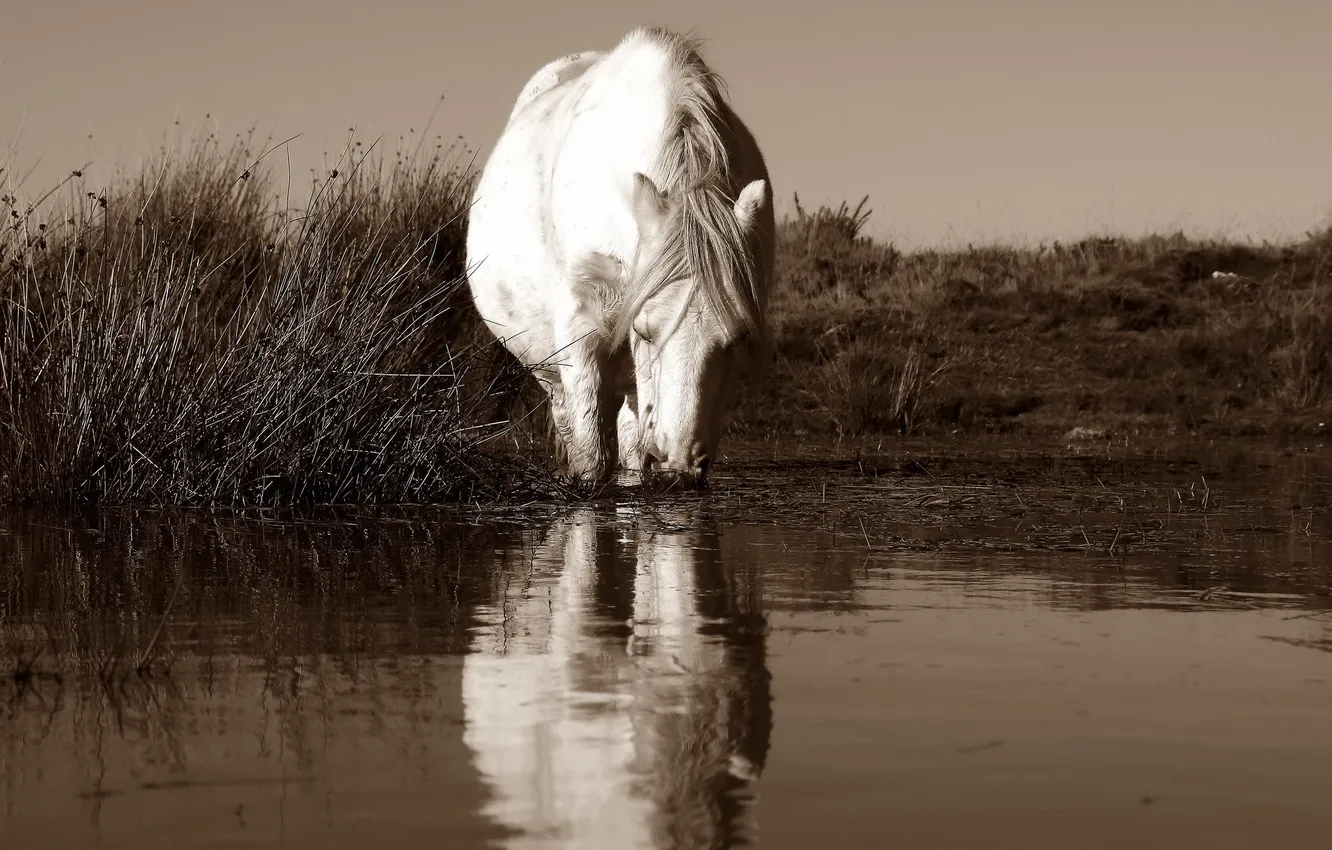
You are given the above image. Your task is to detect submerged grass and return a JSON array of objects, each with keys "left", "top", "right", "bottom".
[{"left": 1, "top": 131, "right": 553, "bottom": 507}]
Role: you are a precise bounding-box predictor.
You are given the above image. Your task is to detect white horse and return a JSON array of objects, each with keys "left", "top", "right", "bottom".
[{"left": 465, "top": 27, "right": 775, "bottom": 487}]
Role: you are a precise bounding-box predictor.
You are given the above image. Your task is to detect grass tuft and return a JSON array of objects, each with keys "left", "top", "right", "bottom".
[{"left": 1, "top": 132, "right": 547, "bottom": 506}]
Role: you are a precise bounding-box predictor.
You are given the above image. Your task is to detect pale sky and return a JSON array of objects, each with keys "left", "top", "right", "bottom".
[{"left": 3, "top": 0, "right": 1329, "bottom": 248}]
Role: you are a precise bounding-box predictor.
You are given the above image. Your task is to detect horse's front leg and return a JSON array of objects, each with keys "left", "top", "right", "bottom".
[
  {"left": 616, "top": 394, "right": 642, "bottom": 472},
  {"left": 558, "top": 334, "right": 618, "bottom": 483},
  {"left": 541, "top": 371, "right": 573, "bottom": 469}
]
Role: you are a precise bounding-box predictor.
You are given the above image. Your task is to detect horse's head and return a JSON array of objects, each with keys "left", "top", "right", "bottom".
[{"left": 618, "top": 171, "right": 772, "bottom": 488}]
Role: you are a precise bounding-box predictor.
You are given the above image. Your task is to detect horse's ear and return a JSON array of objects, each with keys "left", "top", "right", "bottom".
[
  {"left": 631, "top": 172, "right": 668, "bottom": 231},
  {"left": 733, "top": 179, "right": 768, "bottom": 231}
]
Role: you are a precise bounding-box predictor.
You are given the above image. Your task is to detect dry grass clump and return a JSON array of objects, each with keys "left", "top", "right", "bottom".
[
  {"left": 0, "top": 131, "right": 545, "bottom": 506},
  {"left": 776, "top": 193, "right": 902, "bottom": 303}
]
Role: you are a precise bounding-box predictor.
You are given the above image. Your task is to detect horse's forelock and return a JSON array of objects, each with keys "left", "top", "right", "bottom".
[
  {"left": 609, "top": 192, "right": 759, "bottom": 351},
  {"left": 608, "top": 30, "right": 764, "bottom": 350}
]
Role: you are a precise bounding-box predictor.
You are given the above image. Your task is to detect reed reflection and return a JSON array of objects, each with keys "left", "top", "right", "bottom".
[
  {"left": 462, "top": 505, "right": 772, "bottom": 849},
  {"left": 0, "top": 508, "right": 523, "bottom": 843}
]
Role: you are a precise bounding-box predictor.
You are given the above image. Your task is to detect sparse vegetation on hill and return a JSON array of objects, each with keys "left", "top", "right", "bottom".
[
  {"left": 737, "top": 194, "right": 1332, "bottom": 441},
  {"left": 2, "top": 131, "right": 1327, "bottom": 505}
]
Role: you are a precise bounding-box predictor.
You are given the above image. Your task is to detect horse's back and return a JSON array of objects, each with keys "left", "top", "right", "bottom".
[
  {"left": 508, "top": 51, "right": 604, "bottom": 124},
  {"left": 468, "top": 38, "right": 675, "bottom": 311},
  {"left": 468, "top": 55, "right": 607, "bottom": 348}
]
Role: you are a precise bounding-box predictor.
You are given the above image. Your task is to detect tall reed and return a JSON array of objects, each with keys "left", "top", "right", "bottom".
[{"left": 1, "top": 131, "right": 543, "bottom": 506}]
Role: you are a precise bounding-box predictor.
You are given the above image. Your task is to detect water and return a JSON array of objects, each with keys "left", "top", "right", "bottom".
[{"left": 2, "top": 438, "right": 1330, "bottom": 849}]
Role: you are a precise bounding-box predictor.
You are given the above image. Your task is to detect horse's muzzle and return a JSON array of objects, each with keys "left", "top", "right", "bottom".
[{"left": 641, "top": 454, "right": 711, "bottom": 490}]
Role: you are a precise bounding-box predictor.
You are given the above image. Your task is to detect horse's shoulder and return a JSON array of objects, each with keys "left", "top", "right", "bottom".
[{"left": 509, "top": 51, "right": 605, "bottom": 123}]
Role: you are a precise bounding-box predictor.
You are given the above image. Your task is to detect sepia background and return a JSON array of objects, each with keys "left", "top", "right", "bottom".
[{"left": 2, "top": 0, "right": 1329, "bottom": 248}]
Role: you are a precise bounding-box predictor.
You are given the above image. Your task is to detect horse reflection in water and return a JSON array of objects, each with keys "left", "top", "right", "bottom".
[{"left": 461, "top": 506, "right": 772, "bottom": 849}]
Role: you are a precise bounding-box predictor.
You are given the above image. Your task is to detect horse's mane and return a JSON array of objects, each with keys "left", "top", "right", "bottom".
[{"left": 608, "top": 27, "right": 764, "bottom": 349}]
